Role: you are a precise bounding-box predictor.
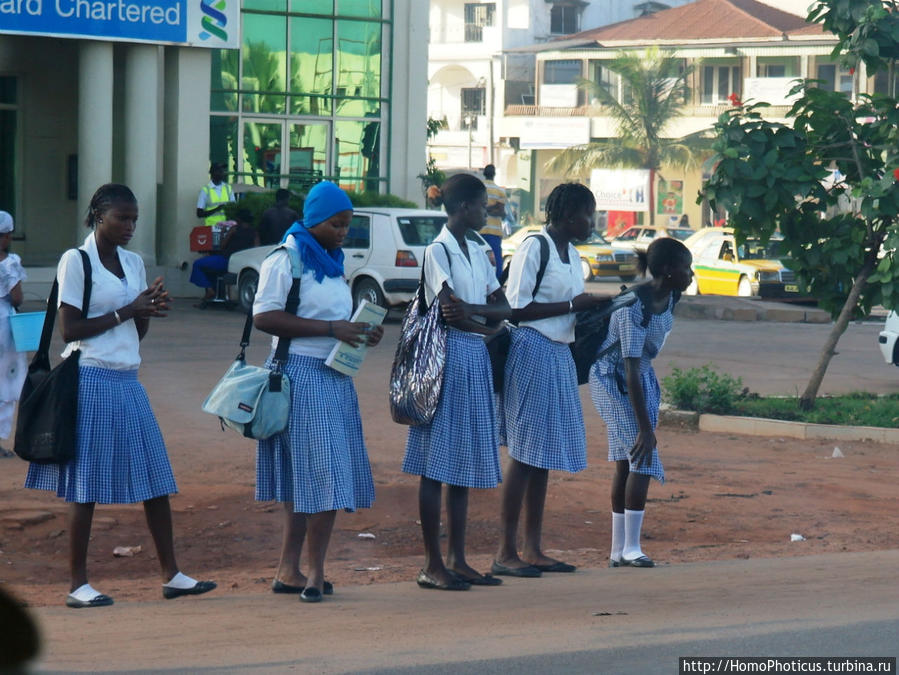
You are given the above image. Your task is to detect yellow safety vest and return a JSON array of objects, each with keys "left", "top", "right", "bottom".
[{"left": 202, "top": 183, "right": 233, "bottom": 226}]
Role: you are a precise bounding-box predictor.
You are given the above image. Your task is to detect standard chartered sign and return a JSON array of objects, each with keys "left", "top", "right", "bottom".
[{"left": 0, "top": 0, "right": 239, "bottom": 48}]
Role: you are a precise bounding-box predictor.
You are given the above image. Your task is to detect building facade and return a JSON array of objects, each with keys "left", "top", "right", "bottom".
[{"left": 0, "top": 0, "right": 427, "bottom": 295}]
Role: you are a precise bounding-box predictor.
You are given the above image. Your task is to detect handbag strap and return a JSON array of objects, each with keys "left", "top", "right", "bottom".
[
  {"left": 35, "top": 249, "right": 92, "bottom": 360},
  {"left": 417, "top": 241, "right": 452, "bottom": 314},
  {"left": 237, "top": 246, "right": 302, "bottom": 367}
]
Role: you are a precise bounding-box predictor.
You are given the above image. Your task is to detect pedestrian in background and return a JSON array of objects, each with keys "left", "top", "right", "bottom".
[
  {"left": 481, "top": 164, "right": 506, "bottom": 279},
  {"left": 259, "top": 188, "right": 298, "bottom": 246},
  {"left": 589, "top": 237, "right": 693, "bottom": 568},
  {"left": 24, "top": 184, "right": 216, "bottom": 608},
  {"left": 402, "top": 173, "right": 511, "bottom": 590},
  {"left": 0, "top": 211, "right": 26, "bottom": 457},
  {"left": 253, "top": 181, "right": 384, "bottom": 604},
  {"left": 493, "top": 183, "right": 610, "bottom": 578},
  {"left": 196, "top": 162, "right": 235, "bottom": 226}
]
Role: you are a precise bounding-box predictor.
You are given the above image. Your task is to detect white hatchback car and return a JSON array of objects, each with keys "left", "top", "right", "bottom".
[
  {"left": 879, "top": 311, "right": 899, "bottom": 366},
  {"left": 227, "top": 207, "right": 493, "bottom": 311}
]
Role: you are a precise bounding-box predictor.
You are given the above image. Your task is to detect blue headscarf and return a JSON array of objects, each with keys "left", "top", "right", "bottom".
[{"left": 281, "top": 181, "right": 353, "bottom": 282}]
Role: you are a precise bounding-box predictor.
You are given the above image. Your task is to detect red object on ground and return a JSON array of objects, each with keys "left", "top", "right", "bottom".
[{"left": 190, "top": 226, "right": 213, "bottom": 252}]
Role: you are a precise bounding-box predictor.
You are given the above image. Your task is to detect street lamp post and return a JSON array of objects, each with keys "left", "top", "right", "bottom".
[{"left": 467, "top": 115, "right": 474, "bottom": 169}]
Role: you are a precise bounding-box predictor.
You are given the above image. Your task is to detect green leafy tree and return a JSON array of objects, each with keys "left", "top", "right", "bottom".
[
  {"left": 701, "top": 0, "right": 899, "bottom": 409},
  {"left": 418, "top": 117, "right": 447, "bottom": 197},
  {"left": 547, "top": 48, "right": 712, "bottom": 224}
]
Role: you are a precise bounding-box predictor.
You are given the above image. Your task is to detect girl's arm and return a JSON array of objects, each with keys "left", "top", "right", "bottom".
[
  {"left": 253, "top": 311, "right": 371, "bottom": 348},
  {"left": 58, "top": 277, "right": 169, "bottom": 343},
  {"left": 624, "top": 356, "right": 656, "bottom": 468},
  {"left": 9, "top": 281, "right": 23, "bottom": 308},
  {"left": 441, "top": 288, "right": 511, "bottom": 327},
  {"left": 436, "top": 284, "right": 499, "bottom": 335},
  {"left": 511, "top": 292, "right": 610, "bottom": 323}
]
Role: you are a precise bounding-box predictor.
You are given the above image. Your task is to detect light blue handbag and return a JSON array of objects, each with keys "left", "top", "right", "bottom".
[{"left": 202, "top": 247, "right": 301, "bottom": 440}]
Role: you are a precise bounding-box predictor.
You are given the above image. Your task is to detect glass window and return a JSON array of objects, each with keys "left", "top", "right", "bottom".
[
  {"left": 589, "top": 62, "right": 617, "bottom": 99},
  {"left": 0, "top": 113, "right": 16, "bottom": 220},
  {"left": 335, "top": 119, "right": 380, "bottom": 192},
  {"left": 289, "top": 17, "right": 333, "bottom": 116},
  {"left": 241, "top": 14, "right": 287, "bottom": 114},
  {"left": 243, "top": 0, "right": 285, "bottom": 10},
  {"left": 396, "top": 216, "right": 447, "bottom": 246},
  {"left": 0, "top": 76, "right": 17, "bottom": 104},
  {"left": 544, "top": 60, "right": 581, "bottom": 85},
  {"left": 338, "top": 0, "right": 381, "bottom": 17},
  {"left": 291, "top": 0, "right": 333, "bottom": 13},
  {"left": 701, "top": 64, "right": 740, "bottom": 105},
  {"left": 242, "top": 121, "right": 283, "bottom": 188},
  {"left": 210, "top": 49, "right": 239, "bottom": 112},
  {"left": 757, "top": 58, "right": 798, "bottom": 78},
  {"left": 288, "top": 122, "right": 328, "bottom": 192},
  {"left": 344, "top": 214, "right": 371, "bottom": 248},
  {"left": 209, "top": 115, "right": 239, "bottom": 180},
  {"left": 816, "top": 62, "right": 853, "bottom": 96},
  {"left": 550, "top": 5, "right": 580, "bottom": 34},
  {"left": 335, "top": 19, "right": 382, "bottom": 117},
  {"left": 460, "top": 88, "right": 485, "bottom": 130},
  {"left": 464, "top": 3, "right": 495, "bottom": 42}
]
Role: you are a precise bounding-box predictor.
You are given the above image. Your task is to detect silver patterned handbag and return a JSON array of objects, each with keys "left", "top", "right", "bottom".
[{"left": 389, "top": 245, "right": 449, "bottom": 426}]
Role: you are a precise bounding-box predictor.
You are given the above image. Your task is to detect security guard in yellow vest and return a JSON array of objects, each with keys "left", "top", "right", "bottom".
[{"left": 196, "top": 162, "right": 235, "bottom": 226}]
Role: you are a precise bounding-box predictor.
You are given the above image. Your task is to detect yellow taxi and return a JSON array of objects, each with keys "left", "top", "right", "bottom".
[
  {"left": 502, "top": 225, "right": 639, "bottom": 282},
  {"left": 683, "top": 228, "right": 805, "bottom": 299}
]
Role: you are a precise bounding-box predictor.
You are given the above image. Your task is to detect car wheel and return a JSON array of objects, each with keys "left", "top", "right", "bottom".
[
  {"left": 684, "top": 276, "right": 699, "bottom": 296},
  {"left": 737, "top": 275, "right": 753, "bottom": 297},
  {"left": 353, "top": 277, "right": 386, "bottom": 310},
  {"left": 620, "top": 274, "right": 637, "bottom": 283},
  {"left": 237, "top": 270, "right": 259, "bottom": 312},
  {"left": 581, "top": 258, "right": 593, "bottom": 282}
]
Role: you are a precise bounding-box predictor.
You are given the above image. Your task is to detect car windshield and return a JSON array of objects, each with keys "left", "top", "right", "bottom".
[
  {"left": 739, "top": 239, "right": 783, "bottom": 260},
  {"left": 575, "top": 232, "right": 611, "bottom": 245},
  {"left": 668, "top": 228, "right": 695, "bottom": 241},
  {"left": 396, "top": 216, "right": 448, "bottom": 246},
  {"left": 615, "top": 229, "right": 639, "bottom": 241}
]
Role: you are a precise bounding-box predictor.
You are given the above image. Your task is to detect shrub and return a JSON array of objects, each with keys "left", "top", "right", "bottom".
[{"left": 662, "top": 365, "right": 744, "bottom": 415}]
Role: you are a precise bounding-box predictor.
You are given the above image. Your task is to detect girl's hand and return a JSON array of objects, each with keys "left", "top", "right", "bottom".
[
  {"left": 129, "top": 277, "right": 170, "bottom": 318},
  {"left": 365, "top": 324, "right": 384, "bottom": 347},
  {"left": 572, "top": 292, "right": 613, "bottom": 312},
  {"left": 331, "top": 320, "right": 371, "bottom": 348},
  {"left": 441, "top": 293, "right": 472, "bottom": 323},
  {"left": 629, "top": 430, "right": 656, "bottom": 468}
]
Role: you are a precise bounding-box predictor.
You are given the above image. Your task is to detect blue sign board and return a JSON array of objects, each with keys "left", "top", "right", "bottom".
[{"left": 0, "top": 0, "right": 239, "bottom": 48}]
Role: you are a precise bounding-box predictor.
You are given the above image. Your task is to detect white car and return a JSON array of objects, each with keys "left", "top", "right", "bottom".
[
  {"left": 879, "top": 311, "right": 899, "bottom": 366},
  {"left": 228, "top": 207, "right": 494, "bottom": 311}
]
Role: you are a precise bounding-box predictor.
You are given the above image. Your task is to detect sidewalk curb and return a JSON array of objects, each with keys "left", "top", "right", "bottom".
[
  {"left": 674, "top": 297, "right": 832, "bottom": 323},
  {"left": 659, "top": 409, "right": 899, "bottom": 444}
]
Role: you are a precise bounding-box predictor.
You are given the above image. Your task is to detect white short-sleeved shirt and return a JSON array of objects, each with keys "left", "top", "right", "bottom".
[
  {"left": 196, "top": 181, "right": 235, "bottom": 209},
  {"left": 58, "top": 233, "right": 147, "bottom": 370},
  {"left": 505, "top": 230, "right": 584, "bottom": 344},
  {"left": 0, "top": 253, "right": 25, "bottom": 320},
  {"left": 253, "top": 235, "right": 352, "bottom": 359},
  {"left": 422, "top": 227, "right": 501, "bottom": 321}
]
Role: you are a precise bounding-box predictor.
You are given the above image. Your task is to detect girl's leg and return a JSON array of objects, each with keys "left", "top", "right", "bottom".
[
  {"left": 275, "top": 502, "right": 308, "bottom": 587},
  {"left": 609, "top": 460, "right": 630, "bottom": 564},
  {"left": 304, "top": 510, "right": 337, "bottom": 593},
  {"left": 445, "top": 485, "right": 478, "bottom": 577},
  {"left": 495, "top": 458, "right": 532, "bottom": 568},
  {"left": 418, "top": 477, "right": 453, "bottom": 583},
  {"left": 622, "top": 472, "right": 652, "bottom": 563},
  {"left": 521, "top": 467, "right": 551, "bottom": 565},
  {"left": 69, "top": 502, "right": 95, "bottom": 591},
  {"left": 143, "top": 495, "right": 179, "bottom": 581}
]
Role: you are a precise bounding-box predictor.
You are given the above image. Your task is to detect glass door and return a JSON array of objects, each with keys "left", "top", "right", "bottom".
[
  {"left": 238, "top": 119, "right": 331, "bottom": 191},
  {"left": 288, "top": 122, "right": 329, "bottom": 193}
]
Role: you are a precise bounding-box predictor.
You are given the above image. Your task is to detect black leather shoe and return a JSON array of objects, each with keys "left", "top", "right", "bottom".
[
  {"left": 162, "top": 580, "right": 217, "bottom": 599},
  {"left": 299, "top": 587, "right": 323, "bottom": 603}
]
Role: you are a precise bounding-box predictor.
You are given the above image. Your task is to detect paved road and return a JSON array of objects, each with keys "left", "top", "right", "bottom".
[{"left": 29, "top": 550, "right": 899, "bottom": 673}]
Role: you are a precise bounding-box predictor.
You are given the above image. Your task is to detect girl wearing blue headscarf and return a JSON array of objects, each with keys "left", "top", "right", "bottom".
[{"left": 253, "top": 181, "right": 384, "bottom": 604}]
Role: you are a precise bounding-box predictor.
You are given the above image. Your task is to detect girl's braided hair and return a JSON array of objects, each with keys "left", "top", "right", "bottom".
[
  {"left": 638, "top": 236, "right": 691, "bottom": 276},
  {"left": 85, "top": 184, "right": 137, "bottom": 229},
  {"left": 544, "top": 182, "right": 596, "bottom": 226}
]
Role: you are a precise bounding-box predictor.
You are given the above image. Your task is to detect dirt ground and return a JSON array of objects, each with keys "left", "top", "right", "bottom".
[{"left": 1, "top": 309, "right": 897, "bottom": 609}]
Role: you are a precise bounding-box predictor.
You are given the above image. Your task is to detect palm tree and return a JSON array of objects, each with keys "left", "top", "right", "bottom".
[{"left": 547, "top": 48, "right": 712, "bottom": 225}]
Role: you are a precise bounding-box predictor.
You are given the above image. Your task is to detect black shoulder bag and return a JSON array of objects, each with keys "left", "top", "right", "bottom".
[{"left": 14, "top": 250, "right": 92, "bottom": 464}]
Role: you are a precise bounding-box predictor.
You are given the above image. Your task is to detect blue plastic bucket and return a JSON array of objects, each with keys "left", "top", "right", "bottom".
[{"left": 9, "top": 311, "right": 46, "bottom": 352}]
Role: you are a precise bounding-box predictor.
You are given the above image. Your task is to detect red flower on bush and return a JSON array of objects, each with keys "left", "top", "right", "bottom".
[
  {"left": 849, "top": 67, "right": 856, "bottom": 75},
  {"left": 727, "top": 93, "right": 742, "bottom": 107},
  {"left": 893, "top": 167, "right": 899, "bottom": 181}
]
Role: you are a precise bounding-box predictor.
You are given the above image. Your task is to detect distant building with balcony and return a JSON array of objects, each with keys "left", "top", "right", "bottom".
[
  {"left": 496, "top": 0, "right": 893, "bottom": 227},
  {"left": 426, "top": 0, "right": 695, "bottom": 194}
]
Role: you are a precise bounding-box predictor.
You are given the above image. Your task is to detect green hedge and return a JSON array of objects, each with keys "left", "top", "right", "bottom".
[{"left": 223, "top": 189, "right": 419, "bottom": 227}]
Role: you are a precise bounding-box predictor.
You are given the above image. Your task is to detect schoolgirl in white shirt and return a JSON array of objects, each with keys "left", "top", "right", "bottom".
[
  {"left": 25, "top": 184, "right": 216, "bottom": 608},
  {"left": 253, "top": 181, "right": 384, "bottom": 604},
  {"left": 493, "top": 183, "right": 610, "bottom": 578},
  {"left": 402, "top": 173, "right": 512, "bottom": 590}
]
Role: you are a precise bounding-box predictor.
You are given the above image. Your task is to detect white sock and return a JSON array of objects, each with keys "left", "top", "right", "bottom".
[
  {"left": 622, "top": 508, "right": 646, "bottom": 561},
  {"left": 164, "top": 571, "right": 198, "bottom": 589},
  {"left": 610, "top": 512, "right": 625, "bottom": 561},
  {"left": 69, "top": 583, "right": 104, "bottom": 602}
]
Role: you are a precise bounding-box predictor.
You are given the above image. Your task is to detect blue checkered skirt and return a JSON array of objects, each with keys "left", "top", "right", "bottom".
[
  {"left": 502, "top": 327, "right": 587, "bottom": 473},
  {"left": 403, "top": 330, "right": 501, "bottom": 488},
  {"left": 588, "top": 362, "right": 665, "bottom": 483},
  {"left": 24, "top": 367, "right": 177, "bottom": 503},
  {"left": 256, "top": 353, "right": 374, "bottom": 514}
]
